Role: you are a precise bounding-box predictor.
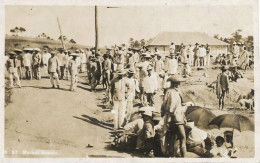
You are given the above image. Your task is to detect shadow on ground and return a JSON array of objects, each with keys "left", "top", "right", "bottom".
[{"left": 73, "top": 114, "right": 113, "bottom": 130}]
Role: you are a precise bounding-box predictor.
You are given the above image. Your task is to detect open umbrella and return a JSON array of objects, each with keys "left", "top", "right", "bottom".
[
  {"left": 208, "top": 114, "right": 254, "bottom": 132},
  {"left": 185, "top": 106, "right": 216, "bottom": 130}
]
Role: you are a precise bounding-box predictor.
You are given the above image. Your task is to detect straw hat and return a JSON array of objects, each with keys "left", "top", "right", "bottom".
[
  {"left": 167, "top": 75, "right": 185, "bottom": 83},
  {"left": 152, "top": 112, "right": 161, "bottom": 121},
  {"left": 142, "top": 110, "right": 152, "bottom": 117}
]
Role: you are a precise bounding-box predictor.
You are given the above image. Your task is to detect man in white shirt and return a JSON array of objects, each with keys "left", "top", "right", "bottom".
[
  {"left": 165, "top": 53, "right": 178, "bottom": 75},
  {"left": 63, "top": 50, "right": 71, "bottom": 80},
  {"left": 23, "top": 48, "right": 33, "bottom": 80},
  {"left": 42, "top": 48, "right": 52, "bottom": 77},
  {"left": 143, "top": 65, "right": 158, "bottom": 106},
  {"left": 198, "top": 45, "right": 206, "bottom": 67},
  {"left": 57, "top": 49, "right": 65, "bottom": 80},
  {"left": 169, "top": 42, "right": 175, "bottom": 54}
]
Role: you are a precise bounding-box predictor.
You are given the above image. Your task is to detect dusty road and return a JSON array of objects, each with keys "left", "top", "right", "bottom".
[{"left": 5, "top": 74, "right": 132, "bottom": 158}]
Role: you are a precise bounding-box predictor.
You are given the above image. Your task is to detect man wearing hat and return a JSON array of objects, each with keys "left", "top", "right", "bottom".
[
  {"left": 32, "top": 48, "right": 42, "bottom": 80},
  {"left": 125, "top": 67, "right": 137, "bottom": 122},
  {"left": 110, "top": 69, "right": 127, "bottom": 129},
  {"left": 13, "top": 49, "right": 24, "bottom": 80},
  {"left": 41, "top": 48, "right": 52, "bottom": 77},
  {"left": 95, "top": 52, "right": 103, "bottom": 85},
  {"left": 48, "top": 51, "right": 60, "bottom": 89},
  {"left": 102, "top": 54, "right": 112, "bottom": 88},
  {"left": 198, "top": 44, "right": 206, "bottom": 67},
  {"left": 68, "top": 53, "right": 79, "bottom": 91},
  {"left": 216, "top": 65, "right": 229, "bottom": 110},
  {"left": 6, "top": 52, "right": 21, "bottom": 88},
  {"left": 143, "top": 65, "right": 158, "bottom": 106},
  {"left": 23, "top": 48, "right": 33, "bottom": 80},
  {"left": 161, "top": 75, "right": 187, "bottom": 157},
  {"left": 179, "top": 43, "right": 187, "bottom": 63},
  {"left": 165, "top": 52, "right": 178, "bottom": 76},
  {"left": 205, "top": 44, "right": 211, "bottom": 66},
  {"left": 114, "top": 50, "right": 124, "bottom": 71},
  {"left": 182, "top": 61, "right": 191, "bottom": 78},
  {"left": 170, "top": 42, "right": 175, "bottom": 54},
  {"left": 193, "top": 43, "right": 199, "bottom": 67},
  {"left": 63, "top": 50, "right": 71, "bottom": 80},
  {"left": 57, "top": 48, "right": 65, "bottom": 80},
  {"left": 89, "top": 57, "right": 98, "bottom": 91},
  {"left": 126, "top": 51, "right": 135, "bottom": 68},
  {"left": 155, "top": 53, "right": 164, "bottom": 90}
]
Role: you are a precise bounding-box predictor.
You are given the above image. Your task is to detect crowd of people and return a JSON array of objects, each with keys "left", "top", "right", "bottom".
[{"left": 5, "top": 41, "right": 254, "bottom": 158}]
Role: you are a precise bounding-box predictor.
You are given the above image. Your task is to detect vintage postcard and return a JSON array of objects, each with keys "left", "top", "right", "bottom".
[{"left": 1, "top": 0, "right": 259, "bottom": 162}]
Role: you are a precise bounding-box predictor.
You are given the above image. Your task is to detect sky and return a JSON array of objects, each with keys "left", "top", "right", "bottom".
[{"left": 5, "top": 5, "right": 254, "bottom": 47}]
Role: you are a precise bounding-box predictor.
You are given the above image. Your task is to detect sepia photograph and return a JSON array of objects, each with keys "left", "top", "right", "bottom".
[{"left": 3, "top": 2, "right": 258, "bottom": 160}]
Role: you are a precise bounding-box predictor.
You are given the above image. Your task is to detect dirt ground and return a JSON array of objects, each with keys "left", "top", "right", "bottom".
[{"left": 4, "top": 66, "right": 254, "bottom": 158}]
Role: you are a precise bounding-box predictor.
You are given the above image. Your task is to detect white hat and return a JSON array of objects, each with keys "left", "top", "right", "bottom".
[
  {"left": 142, "top": 110, "right": 152, "bottom": 117},
  {"left": 33, "top": 48, "right": 41, "bottom": 52}
]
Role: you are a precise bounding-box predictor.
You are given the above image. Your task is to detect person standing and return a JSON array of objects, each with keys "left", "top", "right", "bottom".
[
  {"left": 95, "top": 53, "right": 103, "bottom": 85},
  {"left": 193, "top": 43, "right": 199, "bottom": 67},
  {"left": 198, "top": 44, "right": 206, "bottom": 67},
  {"left": 155, "top": 53, "right": 164, "bottom": 90},
  {"left": 161, "top": 75, "right": 187, "bottom": 157},
  {"left": 6, "top": 52, "right": 21, "bottom": 88},
  {"left": 41, "top": 48, "right": 51, "bottom": 77},
  {"left": 57, "top": 49, "right": 65, "bottom": 80},
  {"left": 63, "top": 50, "right": 71, "bottom": 80},
  {"left": 48, "top": 51, "right": 60, "bottom": 89},
  {"left": 102, "top": 54, "right": 112, "bottom": 88},
  {"left": 186, "top": 44, "right": 193, "bottom": 67},
  {"left": 111, "top": 69, "right": 127, "bottom": 129},
  {"left": 13, "top": 49, "right": 24, "bottom": 80},
  {"left": 23, "top": 48, "right": 33, "bottom": 80},
  {"left": 216, "top": 65, "right": 229, "bottom": 110},
  {"left": 165, "top": 53, "right": 178, "bottom": 76},
  {"left": 169, "top": 42, "right": 175, "bottom": 54},
  {"left": 143, "top": 65, "right": 158, "bottom": 106},
  {"left": 125, "top": 68, "right": 136, "bottom": 122},
  {"left": 32, "top": 48, "right": 42, "bottom": 80},
  {"left": 205, "top": 44, "right": 211, "bottom": 66},
  {"left": 68, "top": 53, "right": 79, "bottom": 91},
  {"left": 89, "top": 57, "right": 98, "bottom": 92},
  {"left": 179, "top": 43, "right": 187, "bottom": 63}
]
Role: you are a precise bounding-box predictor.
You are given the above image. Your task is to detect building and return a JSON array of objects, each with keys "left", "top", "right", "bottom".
[{"left": 147, "top": 32, "right": 229, "bottom": 57}]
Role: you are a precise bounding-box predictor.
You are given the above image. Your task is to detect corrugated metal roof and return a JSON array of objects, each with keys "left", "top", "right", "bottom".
[{"left": 148, "top": 32, "right": 229, "bottom": 46}]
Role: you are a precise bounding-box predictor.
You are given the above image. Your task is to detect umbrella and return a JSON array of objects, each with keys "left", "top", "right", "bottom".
[
  {"left": 185, "top": 106, "right": 216, "bottom": 130},
  {"left": 208, "top": 114, "right": 254, "bottom": 132}
]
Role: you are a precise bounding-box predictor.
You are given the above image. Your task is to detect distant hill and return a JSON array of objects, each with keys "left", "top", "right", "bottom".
[{"left": 5, "top": 35, "right": 93, "bottom": 52}]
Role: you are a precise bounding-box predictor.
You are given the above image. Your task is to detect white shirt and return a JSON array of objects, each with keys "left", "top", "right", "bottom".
[
  {"left": 23, "top": 53, "right": 32, "bottom": 67},
  {"left": 165, "top": 58, "right": 178, "bottom": 75},
  {"left": 42, "top": 52, "right": 51, "bottom": 65},
  {"left": 143, "top": 72, "right": 158, "bottom": 93},
  {"left": 57, "top": 53, "right": 65, "bottom": 66},
  {"left": 198, "top": 47, "right": 207, "bottom": 57}
]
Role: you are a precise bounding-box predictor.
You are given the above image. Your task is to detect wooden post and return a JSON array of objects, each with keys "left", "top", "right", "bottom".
[
  {"left": 95, "top": 6, "right": 98, "bottom": 54},
  {"left": 57, "top": 17, "right": 66, "bottom": 50}
]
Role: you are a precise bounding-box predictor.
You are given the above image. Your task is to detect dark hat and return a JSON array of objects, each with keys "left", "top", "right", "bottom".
[
  {"left": 117, "top": 69, "right": 126, "bottom": 75},
  {"left": 195, "top": 43, "right": 199, "bottom": 45},
  {"left": 152, "top": 112, "right": 161, "bottom": 121},
  {"left": 128, "top": 67, "right": 136, "bottom": 74},
  {"left": 13, "top": 49, "right": 23, "bottom": 53},
  {"left": 222, "top": 65, "right": 229, "bottom": 70},
  {"left": 167, "top": 75, "right": 185, "bottom": 83},
  {"left": 103, "top": 54, "right": 109, "bottom": 58}
]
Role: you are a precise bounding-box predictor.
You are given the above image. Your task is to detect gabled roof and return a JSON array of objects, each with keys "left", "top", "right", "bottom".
[{"left": 148, "top": 32, "right": 229, "bottom": 46}]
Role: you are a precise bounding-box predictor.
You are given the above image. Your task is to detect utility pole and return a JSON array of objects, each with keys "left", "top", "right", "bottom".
[
  {"left": 95, "top": 6, "right": 98, "bottom": 54},
  {"left": 57, "top": 17, "right": 66, "bottom": 50}
]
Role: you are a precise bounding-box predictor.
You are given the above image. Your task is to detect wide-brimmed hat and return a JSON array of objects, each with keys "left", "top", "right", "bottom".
[
  {"left": 13, "top": 49, "right": 23, "bottom": 53},
  {"left": 117, "top": 69, "right": 126, "bottom": 75},
  {"left": 8, "top": 51, "right": 17, "bottom": 55},
  {"left": 33, "top": 48, "right": 41, "bottom": 52},
  {"left": 221, "top": 65, "right": 229, "bottom": 70},
  {"left": 75, "top": 49, "right": 80, "bottom": 53},
  {"left": 50, "top": 51, "right": 58, "bottom": 55},
  {"left": 167, "top": 75, "right": 185, "bottom": 83},
  {"left": 147, "top": 65, "right": 153, "bottom": 71},
  {"left": 103, "top": 54, "right": 109, "bottom": 58},
  {"left": 23, "top": 48, "right": 33, "bottom": 51},
  {"left": 195, "top": 43, "right": 199, "bottom": 45},
  {"left": 152, "top": 112, "right": 161, "bottom": 121},
  {"left": 128, "top": 67, "right": 136, "bottom": 74},
  {"left": 127, "top": 51, "right": 134, "bottom": 55},
  {"left": 170, "top": 53, "right": 175, "bottom": 56},
  {"left": 70, "top": 53, "right": 79, "bottom": 57},
  {"left": 140, "top": 53, "right": 146, "bottom": 57},
  {"left": 142, "top": 110, "right": 152, "bottom": 117},
  {"left": 182, "top": 61, "right": 188, "bottom": 64}
]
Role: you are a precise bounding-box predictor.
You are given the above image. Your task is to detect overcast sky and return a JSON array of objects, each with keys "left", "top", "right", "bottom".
[{"left": 5, "top": 5, "right": 254, "bottom": 47}]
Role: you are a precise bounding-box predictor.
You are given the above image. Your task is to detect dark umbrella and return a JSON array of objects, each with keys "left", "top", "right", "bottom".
[
  {"left": 208, "top": 114, "right": 254, "bottom": 132},
  {"left": 185, "top": 106, "right": 216, "bottom": 130}
]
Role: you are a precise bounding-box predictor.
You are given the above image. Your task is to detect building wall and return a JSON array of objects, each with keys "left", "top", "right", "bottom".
[{"left": 148, "top": 45, "right": 228, "bottom": 58}]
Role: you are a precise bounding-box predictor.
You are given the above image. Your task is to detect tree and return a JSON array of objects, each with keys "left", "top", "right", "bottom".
[
  {"left": 19, "top": 27, "right": 26, "bottom": 35},
  {"left": 140, "top": 39, "right": 146, "bottom": 47},
  {"left": 232, "top": 29, "right": 243, "bottom": 42},
  {"left": 213, "top": 34, "right": 219, "bottom": 39},
  {"left": 58, "top": 35, "right": 67, "bottom": 42},
  {"left": 129, "top": 38, "right": 134, "bottom": 48},
  {"left": 69, "top": 39, "right": 76, "bottom": 44},
  {"left": 133, "top": 40, "right": 140, "bottom": 48}
]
